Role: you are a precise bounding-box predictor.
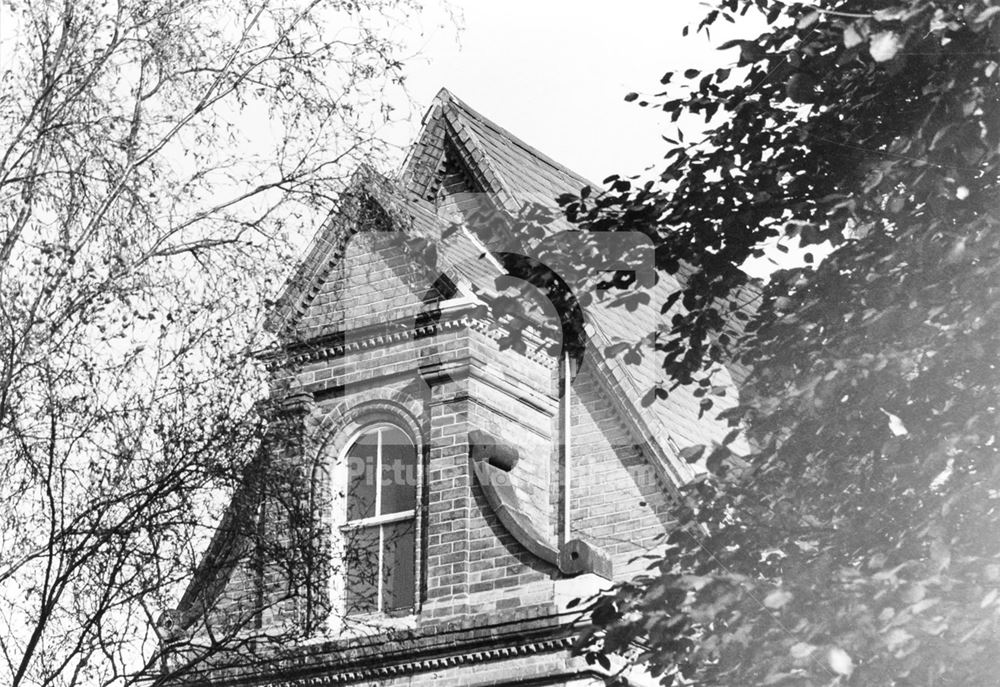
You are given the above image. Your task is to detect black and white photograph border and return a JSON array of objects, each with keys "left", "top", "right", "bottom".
[{"left": 1, "top": 1, "right": 998, "bottom": 686}]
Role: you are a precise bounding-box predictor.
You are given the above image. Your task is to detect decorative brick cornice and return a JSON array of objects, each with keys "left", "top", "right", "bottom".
[
  {"left": 265, "top": 310, "right": 479, "bottom": 366},
  {"left": 241, "top": 636, "right": 574, "bottom": 687},
  {"left": 264, "top": 301, "right": 559, "bottom": 371},
  {"left": 183, "top": 612, "right": 582, "bottom": 687}
]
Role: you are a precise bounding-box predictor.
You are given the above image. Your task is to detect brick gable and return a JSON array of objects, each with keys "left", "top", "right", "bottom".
[{"left": 168, "top": 89, "right": 753, "bottom": 687}]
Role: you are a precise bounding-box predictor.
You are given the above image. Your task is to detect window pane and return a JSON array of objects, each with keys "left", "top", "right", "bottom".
[
  {"left": 346, "top": 431, "right": 377, "bottom": 521},
  {"left": 381, "top": 520, "right": 416, "bottom": 612},
  {"left": 344, "top": 526, "right": 379, "bottom": 614},
  {"left": 380, "top": 426, "right": 416, "bottom": 515}
]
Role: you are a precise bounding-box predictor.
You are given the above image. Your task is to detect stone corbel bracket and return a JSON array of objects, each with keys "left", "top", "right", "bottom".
[{"left": 468, "top": 429, "right": 612, "bottom": 579}]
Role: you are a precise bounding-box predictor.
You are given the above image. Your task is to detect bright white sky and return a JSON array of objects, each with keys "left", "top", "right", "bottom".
[
  {"left": 381, "top": 0, "right": 754, "bottom": 183},
  {"left": 372, "top": 0, "right": 802, "bottom": 276}
]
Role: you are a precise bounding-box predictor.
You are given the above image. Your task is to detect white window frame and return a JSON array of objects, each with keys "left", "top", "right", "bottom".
[{"left": 339, "top": 422, "right": 420, "bottom": 616}]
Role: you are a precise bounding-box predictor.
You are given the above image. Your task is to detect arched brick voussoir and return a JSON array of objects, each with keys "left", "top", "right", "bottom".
[
  {"left": 304, "top": 391, "right": 426, "bottom": 469},
  {"left": 298, "top": 391, "right": 428, "bottom": 550}
]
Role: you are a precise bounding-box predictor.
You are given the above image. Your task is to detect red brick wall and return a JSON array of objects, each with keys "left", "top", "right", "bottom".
[
  {"left": 274, "top": 232, "right": 565, "bottom": 628},
  {"left": 424, "top": 332, "right": 559, "bottom": 621},
  {"left": 568, "top": 367, "right": 680, "bottom": 578},
  {"left": 292, "top": 230, "right": 448, "bottom": 342},
  {"left": 200, "top": 227, "right": 681, "bottom": 641}
]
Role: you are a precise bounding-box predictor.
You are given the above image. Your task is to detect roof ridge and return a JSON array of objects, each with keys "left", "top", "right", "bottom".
[{"left": 435, "top": 89, "right": 596, "bottom": 190}]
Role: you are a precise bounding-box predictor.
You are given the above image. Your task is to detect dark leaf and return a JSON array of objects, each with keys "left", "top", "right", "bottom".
[{"left": 678, "top": 445, "right": 706, "bottom": 463}]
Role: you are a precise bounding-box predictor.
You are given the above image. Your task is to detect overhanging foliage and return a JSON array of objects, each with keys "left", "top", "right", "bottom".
[{"left": 570, "top": 1, "right": 1000, "bottom": 685}]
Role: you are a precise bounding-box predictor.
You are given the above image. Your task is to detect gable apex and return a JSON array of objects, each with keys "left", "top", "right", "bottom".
[
  {"left": 400, "top": 88, "right": 594, "bottom": 216},
  {"left": 264, "top": 169, "right": 434, "bottom": 337}
]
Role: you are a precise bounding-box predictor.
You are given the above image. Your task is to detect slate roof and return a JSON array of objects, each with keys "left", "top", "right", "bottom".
[
  {"left": 270, "top": 88, "right": 755, "bottom": 486},
  {"left": 398, "top": 89, "right": 752, "bottom": 482}
]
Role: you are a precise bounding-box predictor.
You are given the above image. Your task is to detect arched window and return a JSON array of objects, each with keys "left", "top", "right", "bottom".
[{"left": 342, "top": 424, "right": 417, "bottom": 615}]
